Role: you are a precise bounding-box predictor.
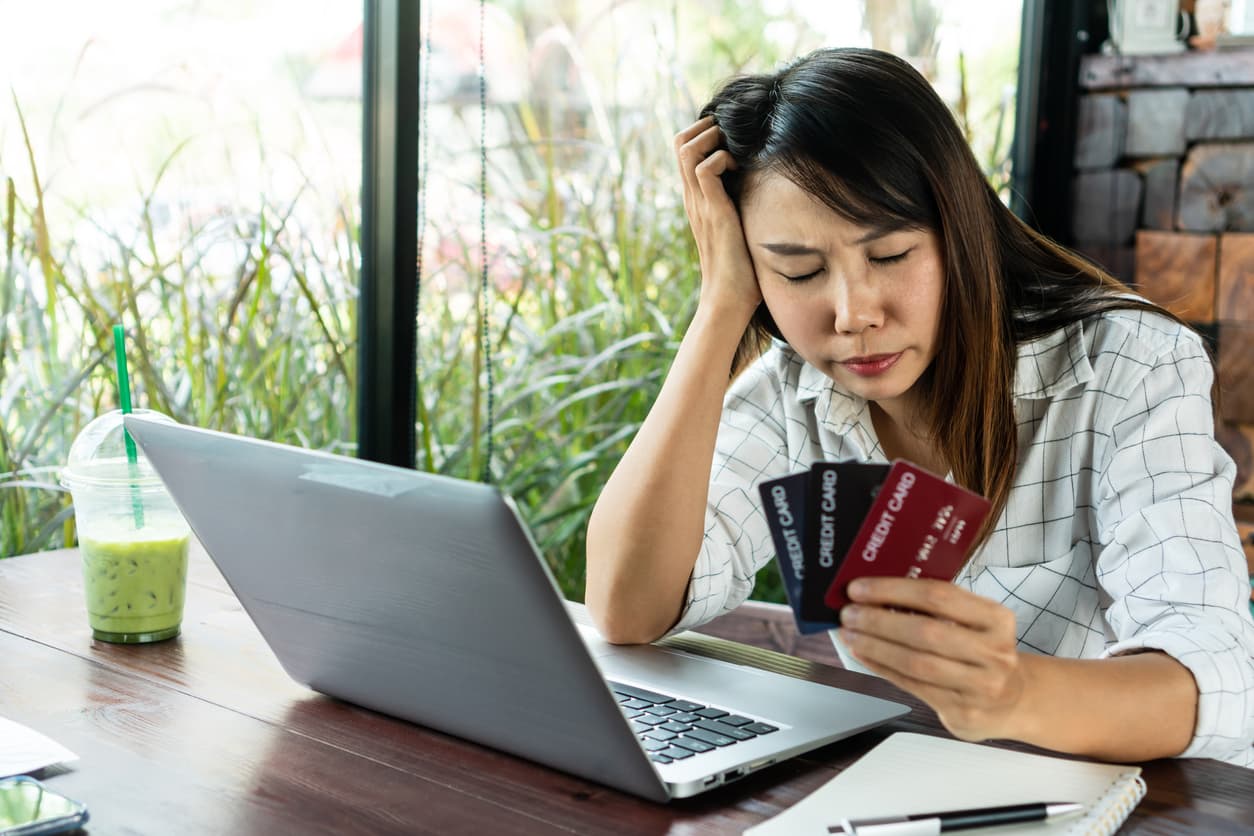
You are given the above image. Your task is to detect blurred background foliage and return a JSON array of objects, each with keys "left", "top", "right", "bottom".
[{"left": 1, "top": 0, "right": 1020, "bottom": 604}]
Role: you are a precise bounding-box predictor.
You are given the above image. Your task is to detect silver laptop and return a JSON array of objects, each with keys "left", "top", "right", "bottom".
[{"left": 124, "top": 416, "right": 908, "bottom": 801}]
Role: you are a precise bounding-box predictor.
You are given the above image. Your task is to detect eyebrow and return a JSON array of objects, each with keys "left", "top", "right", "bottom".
[
  {"left": 757, "top": 223, "right": 910, "bottom": 256},
  {"left": 758, "top": 242, "right": 823, "bottom": 256}
]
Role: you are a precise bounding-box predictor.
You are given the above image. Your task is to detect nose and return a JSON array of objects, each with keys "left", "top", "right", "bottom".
[{"left": 830, "top": 273, "right": 884, "bottom": 335}]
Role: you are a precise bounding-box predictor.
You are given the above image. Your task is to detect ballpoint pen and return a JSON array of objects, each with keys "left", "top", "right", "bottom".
[{"left": 827, "top": 801, "right": 1086, "bottom": 835}]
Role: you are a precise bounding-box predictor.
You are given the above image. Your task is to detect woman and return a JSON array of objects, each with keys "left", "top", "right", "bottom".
[{"left": 584, "top": 48, "right": 1254, "bottom": 766}]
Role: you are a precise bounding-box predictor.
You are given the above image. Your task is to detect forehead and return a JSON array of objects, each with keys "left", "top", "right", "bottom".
[
  {"left": 741, "top": 171, "right": 830, "bottom": 216},
  {"left": 740, "top": 171, "right": 872, "bottom": 242}
]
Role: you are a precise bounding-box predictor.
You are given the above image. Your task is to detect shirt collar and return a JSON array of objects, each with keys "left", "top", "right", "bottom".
[{"left": 1012, "top": 320, "right": 1094, "bottom": 399}]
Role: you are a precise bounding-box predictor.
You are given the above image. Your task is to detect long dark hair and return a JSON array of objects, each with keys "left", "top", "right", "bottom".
[{"left": 700, "top": 48, "right": 1195, "bottom": 547}]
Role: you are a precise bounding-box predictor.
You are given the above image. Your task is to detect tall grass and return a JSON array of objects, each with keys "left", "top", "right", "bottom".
[{"left": 409, "top": 103, "right": 705, "bottom": 598}]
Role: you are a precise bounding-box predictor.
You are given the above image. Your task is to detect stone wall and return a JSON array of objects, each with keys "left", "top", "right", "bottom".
[{"left": 1072, "top": 49, "right": 1254, "bottom": 530}]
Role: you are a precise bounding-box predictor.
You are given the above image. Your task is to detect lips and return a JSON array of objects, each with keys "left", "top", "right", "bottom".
[{"left": 840, "top": 352, "right": 902, "bottom": 377}]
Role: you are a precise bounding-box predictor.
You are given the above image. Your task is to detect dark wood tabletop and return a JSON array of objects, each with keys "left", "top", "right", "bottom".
[{"left": 2, "top": 547, "right": 1252, "bottom": 835}]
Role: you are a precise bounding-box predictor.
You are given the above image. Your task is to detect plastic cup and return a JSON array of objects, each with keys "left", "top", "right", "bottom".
[{"left": 60, "top": 409, "right": 190, "bottom": 644}]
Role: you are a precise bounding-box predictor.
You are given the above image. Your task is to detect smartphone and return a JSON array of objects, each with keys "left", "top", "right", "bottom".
[{"left": 0, "top": 777, "right": 89, "bottom": 836}]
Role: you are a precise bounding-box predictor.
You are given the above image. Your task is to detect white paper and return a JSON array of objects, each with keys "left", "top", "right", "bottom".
[
  {"left": 0, "top": 716, "right": 78, "bottom": 778},
  {"left": 746, "top": 733, "right": 1144, "bottom": 836}
]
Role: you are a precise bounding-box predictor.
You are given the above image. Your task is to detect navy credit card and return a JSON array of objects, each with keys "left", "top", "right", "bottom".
[{"left": 758, "top": 471, "right": 837, "bottom": 634}]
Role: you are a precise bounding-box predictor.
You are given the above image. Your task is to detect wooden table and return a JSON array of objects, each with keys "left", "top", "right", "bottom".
[{"left": 2, "top": 548, "right": 1253, "bottom": 835}]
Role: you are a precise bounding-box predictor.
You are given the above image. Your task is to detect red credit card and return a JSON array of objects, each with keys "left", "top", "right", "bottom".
[{"left": 822, "top": 460, "right": 991, "bottom": 612}]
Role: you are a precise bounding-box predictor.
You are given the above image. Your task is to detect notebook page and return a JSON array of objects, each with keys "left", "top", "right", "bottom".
[{"left": 746, "top": 732, "right": 1143, "bottom": 836}]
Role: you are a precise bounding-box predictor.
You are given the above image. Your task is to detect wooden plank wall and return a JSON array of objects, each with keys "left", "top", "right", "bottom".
[{"left": 1073, "top": 51, "right": 1254, "bottom": 520}]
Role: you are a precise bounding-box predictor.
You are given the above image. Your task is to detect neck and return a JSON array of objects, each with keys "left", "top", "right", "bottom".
[
  {"left": 869, "top": 399, "right": 946, "bottom": 475},
  {"left": 869, "top": 395, "right": 926, "bottom": 438}
]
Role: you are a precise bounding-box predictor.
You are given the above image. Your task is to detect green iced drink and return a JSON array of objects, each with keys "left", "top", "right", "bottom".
[{"left": 80, "top": 532, "right": 189, "bottom": 643}]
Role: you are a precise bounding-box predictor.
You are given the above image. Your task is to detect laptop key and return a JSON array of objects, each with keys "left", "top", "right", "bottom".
[
  {"left": 669, "top": 712, "right": 700, "bottom": 724},
  {"left": 693, "top": 719, "right": 755, "bottom": 741},
  {"left": 670, "top": 737, "right": 715, "bottom": 753},
  {"left": 663, "top": 700, "right": 704, "bottom": 712},
  {"left": 693, "top": 707, "right": 729, "bottom": 719},
  {"left": 642, "top": 739, "right": 669, "bottom": 751},
  {"left": 608, "top": 682, "right": 673, "bottom": 704},
  {"left": 645, "top": 729, "right": 678, "bottom": 742},
  {"left": 659, "top": 746, "right": 695, "bottom": 760},
  {"left": 629, "top": 720, "right": 652, "bottom": 734},
  {"left": 621, "top": 709, "right": 644, "bottom": 720},
  {"left": 718, "top": 714, "right": 754, "bottom": 727},
  {"left": 743, "top": 722, "right": 779, "bottom": 735},
  {"left": 685, "top": 728, "right": 737, "bottom": 747},
  {"left": 643, "top": 705, "right": 677, "bottom": 716},
  {"left": 659, "top": 720, "right": 692, "bottom": 733},
  {"left": 635, "top": 715, "right": 668, "bottom": 726},
  {"left": 620, "top": 698, "right": 652, "bottom": 710},
  {"left": 649, "top": 754, "right": 672, "bottom": 764}
]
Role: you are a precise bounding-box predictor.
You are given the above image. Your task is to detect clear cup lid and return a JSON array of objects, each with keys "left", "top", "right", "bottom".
[{"left": 60, "top": 409, "right": 178, "bottom": 488}]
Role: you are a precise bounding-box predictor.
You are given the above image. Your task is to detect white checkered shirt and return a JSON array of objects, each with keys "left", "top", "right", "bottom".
[{"left": 669, "top": 309, "right": 1254, "bottom": 766}]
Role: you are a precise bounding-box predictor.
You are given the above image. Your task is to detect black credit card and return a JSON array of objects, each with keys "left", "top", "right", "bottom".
[{"left": 799, "top": 461, "right": 890, "bottom": 621}]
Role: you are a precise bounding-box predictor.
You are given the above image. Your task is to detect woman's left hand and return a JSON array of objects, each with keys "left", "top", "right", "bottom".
[{"left": 839, "top": 578, "right": 1029, "bottom": 742}]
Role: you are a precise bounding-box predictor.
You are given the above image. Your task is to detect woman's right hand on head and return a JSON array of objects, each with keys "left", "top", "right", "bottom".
[{"left": 674, "top": 116, "right": 763, "bottom": 318}]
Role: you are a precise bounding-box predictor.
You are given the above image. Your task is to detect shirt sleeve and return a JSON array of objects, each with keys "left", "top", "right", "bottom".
[
  {"left": 665, "top": 354, "right": 793, "bottom": 636},
  {"left": 1094, "top": 338, "right": 1254, "bottom": 763}
]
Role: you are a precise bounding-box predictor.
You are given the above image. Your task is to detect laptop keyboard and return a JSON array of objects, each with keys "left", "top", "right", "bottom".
[{"left": 607, "top": 680, "right": 779, "bottom": 765}]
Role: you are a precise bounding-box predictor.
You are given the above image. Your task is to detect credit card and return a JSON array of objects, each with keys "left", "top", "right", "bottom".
[
  {"left": 800, "top": 461, "right": 890, "bottom": 621},
  {"left": 822, "top": 460, "right": 991, "bottom": 612},
  {"left": 758, "top": 471, "right": 837, "bottom": 634}
]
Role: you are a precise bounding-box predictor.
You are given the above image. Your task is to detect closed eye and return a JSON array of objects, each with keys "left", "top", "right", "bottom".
[
  {"left": 781, "top": 269, "right": 822, "bottom": 282},
  {"left": 869, "top": 248, "right": 911, "bottom": 266}
]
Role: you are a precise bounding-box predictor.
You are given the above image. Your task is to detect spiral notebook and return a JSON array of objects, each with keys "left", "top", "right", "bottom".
[{"left": 746, "top": 732, "right": 1146, "bottom": 835}]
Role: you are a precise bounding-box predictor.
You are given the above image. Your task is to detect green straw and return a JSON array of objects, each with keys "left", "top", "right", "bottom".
[{"left": 113, "top": 324, "right": 144, "bottom": 529}]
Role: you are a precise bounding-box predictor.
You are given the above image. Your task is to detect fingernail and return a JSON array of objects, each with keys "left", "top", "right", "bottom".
[
  {"left": 849, "top": 579, "right": 869, "bottom": 597},
  {"left": 841, "top": 606, "right": 861, "bottom": 626}
]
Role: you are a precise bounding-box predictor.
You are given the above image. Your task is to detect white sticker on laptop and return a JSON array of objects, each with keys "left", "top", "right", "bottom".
[{"left": 299, "top": 464, "right": 416, "bottom": 498}]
